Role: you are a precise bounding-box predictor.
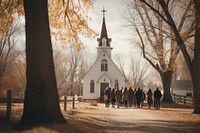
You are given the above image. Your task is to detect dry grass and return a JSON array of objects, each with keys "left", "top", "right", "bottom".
[
  {"left": 0, "top": 101, "right": 200, "bottom": 133},
  {"left": 150, "top": 102, "right": 200, "bottom": 122}
]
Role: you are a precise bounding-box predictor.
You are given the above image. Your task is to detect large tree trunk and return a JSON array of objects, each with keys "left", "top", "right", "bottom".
[
  {"left": 160, "top": 71, "right": 173, "bottom": 102},
  {"left": 193, "top": 0, "right": 200, "bottom": 113},
  {"left": 19, "top": 0, "right": 66, "bottom": 125}
]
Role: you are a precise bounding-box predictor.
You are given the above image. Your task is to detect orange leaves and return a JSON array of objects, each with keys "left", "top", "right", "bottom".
[
  {"left": 0, "top": 13, "right": 13, "bottom": 40},
  {"left": 0, "top": 0, "right": 24, "bottom": 15},
  {"left": 0, "top": 0, "right": 97, "bottom": 51},
  {"left": 81, "top": 0, "right": 95, "bottom": 13},
  {"left": 0, "top": 0, "right": 24, "bottom": 40},
  {"left": 48, "top": 0, "right": 97, "bottom": 51}
]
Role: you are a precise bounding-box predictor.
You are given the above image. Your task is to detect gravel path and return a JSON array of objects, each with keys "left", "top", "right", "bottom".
[{"left": 95, "top": 105, "right": 200, "bottom": 133}]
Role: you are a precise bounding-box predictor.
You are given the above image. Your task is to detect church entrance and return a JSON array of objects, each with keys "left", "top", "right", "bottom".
[{"left": 100, "top": 83, "right": 109, "bottom": 101}]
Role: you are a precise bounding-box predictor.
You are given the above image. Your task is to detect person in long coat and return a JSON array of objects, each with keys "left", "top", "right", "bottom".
[
  {"left": 154, "top": 87, "right": 162, "bottom": 109},
  {"left": 135, "top": 87, "right": 142, "bottom": 108},
  {"left": 122, "top": 87, "right": 129, "bottom": 107},
  {"left": 119, "top": 88, "right": 123, "bottom": 104},
  {"left": 115, "top": 88, "right": 121, "bottom": 108},
  {"left": 133, "top": 88, "right": 137, "bottom": 108},
  {"left": 128, "top": 87, "right": 134, "bottom": 107},
  {"left": 146, "top": 88, "right": 153, "bottom": 109},
  {"left": 110, "top": 88, "right": 116, "bottom": 108},
  {"left": 104, "top": 87, "right": 110, "bottom": 108}
]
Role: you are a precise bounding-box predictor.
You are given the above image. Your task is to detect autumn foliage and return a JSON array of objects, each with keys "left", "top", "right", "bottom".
[{"left": 0, "top": 0, "right": 96, "bottom": 99}]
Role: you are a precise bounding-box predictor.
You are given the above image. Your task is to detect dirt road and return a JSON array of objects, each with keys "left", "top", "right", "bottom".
[
  {"left": 1, "top": 102, "right": 200, "bottom": 133},
  {"left": 88, "top": 104, "right": 200, "bottom": 133}
]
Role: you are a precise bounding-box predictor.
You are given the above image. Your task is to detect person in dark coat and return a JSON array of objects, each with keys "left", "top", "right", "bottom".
[
  {"left": 154, "top": 87, "right": 162, "bottom": 109},
  {"left": 107, "top": 87, "right": 111, "bottom": 106},
  {"left": 146, "top": 88, "right": 153, "bottom": 109},
  {"left": 110, "top": 88, "right": 116, "bottom": 108},
  {"left": 119, "top": 87, "right": 123, "bottom": 105},
  {"left": 133, "top": 88, "right": 137, "bottom": 108},
  {"left": 104, "top": 87, "right": 110, "bottom": 108},
  {"left": 115, "top": 87, "right": 121, "bottom": 108},
  {"left": 122, "top": 87, "right": 129, "bottom": 107},
  {"left": 135, "top": 87, "right": 142, "bottom": 108},
  {"left": 128, "top": 87, "right": 134, "bottom": 107}
]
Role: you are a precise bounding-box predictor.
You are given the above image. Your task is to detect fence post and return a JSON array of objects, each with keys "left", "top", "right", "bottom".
[
  {"left": 64, "top": 95, "right": 67, "bottom": 111},
  {"left": 72, "top": 97, "right": 75, "bottom": 109},
  {"left": 6, "top": 90, "right": 12, "bottom": 123},
  {"left": 174, "top": 94, "right": 176, "bottom": 103},
  {"left": 184, "top": 96, "right": 186, "bottom": 104}
]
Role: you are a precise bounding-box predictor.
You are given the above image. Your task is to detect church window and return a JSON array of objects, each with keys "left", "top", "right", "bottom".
[
  {"left": 102, "top": 38, "right": 107, "bottom": 46},
  {"left": 90, "top": 80, "right": 95, "bottom": 93},
  {"left": 114, "top": 80, "right": 119, "bottom": 89},
  {"left": 101, "top": 59, "right": 108, "bottom": 71}
]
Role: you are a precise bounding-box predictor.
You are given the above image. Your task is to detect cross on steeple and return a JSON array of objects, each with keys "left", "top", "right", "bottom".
[
  {"left": 97, "top": 6, "right": 111, "bottom": 47},
  {"left": 101, "top": 7, "right": 107, "bottom": 17}
]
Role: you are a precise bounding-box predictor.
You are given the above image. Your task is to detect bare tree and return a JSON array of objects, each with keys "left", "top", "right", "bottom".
[
  {"left": 173, "top": 54, "right": 191, "bottom": 80},
  {"left": 54, "top": 48, "right": 91, "bottom": 97},
  {"left": 14, "top": 49, "right": 26, "bottom": 98},
  {"left": 115, "top": 55, "right": 150, "bottom": 88},
  {"left": 114, "top": 55, "right": 128, "bottom": 81},
  {"left": 53, "top": 50, "right": 70, "bottom": 96},
  {"left": 0, "top": 24, "right": 21, "bottom": 80},
  {"left": 128, "top": 57, "right": 150, "bottom": 88},
  {"left": 75, "top": 55, "right": 92, "bottom": 96},
  {"left": 139, "top": 0, "right": 200, "bottom": 113},
  {"left": 67, "top": 48, "right": 88, "bottom": 96},
  {"left": 125, "top": 0, "right": 194, "bottom": 102}
]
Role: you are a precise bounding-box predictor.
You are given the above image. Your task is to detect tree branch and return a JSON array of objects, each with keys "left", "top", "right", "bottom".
[{"left": 134, "top": 23, "right": 162, "bottom": 74}]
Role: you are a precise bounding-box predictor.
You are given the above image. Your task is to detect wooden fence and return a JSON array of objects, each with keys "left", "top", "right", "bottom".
[
  {"left": 0, "top": 90, "right": 78, "bottom": 123},
  {"left": 172, "top": 93, "right": 194, "bottom": 104}
]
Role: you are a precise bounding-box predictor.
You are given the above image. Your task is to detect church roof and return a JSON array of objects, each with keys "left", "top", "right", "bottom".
[
  {"left": 97, "top": 7, "right": 111, "bottom": 47},
  {"left": 97, "top": 73, "right": 112, "bottom": 83},
  {"left": 171, "top": 80, "right": 193, "bottom": 90},
  {"left": 100, "top": 17, "right": 108, "bottom": 39}
]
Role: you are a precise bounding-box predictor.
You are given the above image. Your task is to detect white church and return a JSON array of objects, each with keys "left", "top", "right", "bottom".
[{"left": 82, "top": 9, "right": 125, "bottom": 101}]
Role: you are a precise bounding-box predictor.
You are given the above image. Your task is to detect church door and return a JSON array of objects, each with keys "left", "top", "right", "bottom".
[{"left": 100, "top": 83, "right": 109, "bottom": 98}]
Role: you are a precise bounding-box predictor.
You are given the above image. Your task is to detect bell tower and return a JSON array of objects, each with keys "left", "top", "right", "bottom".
[{"left": 97, "top": 7, "right": 112, "bottom": 57}]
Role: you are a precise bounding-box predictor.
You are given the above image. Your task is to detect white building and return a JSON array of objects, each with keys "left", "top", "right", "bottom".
[
  {"left": 82, "top": 10, "right": 125, "bottom": 100},
  {"left": 171, "top": 80, "right": 193, "bottom": 96}
]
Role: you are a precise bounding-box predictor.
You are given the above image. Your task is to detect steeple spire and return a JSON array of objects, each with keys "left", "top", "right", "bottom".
[
  {"left": 97, "top": 7, "right": 111, "bottom": 47},
  {"left": 100, "top": 7, "right": 108, "bottom": 39}
]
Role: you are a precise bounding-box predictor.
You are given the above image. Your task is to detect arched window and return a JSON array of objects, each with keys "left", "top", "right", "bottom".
[
  {"left": 114, "top": 80, "right": 119, "bottom": 89},
  {"left": 90, "top": 80, "right": 95, "bottom": 93},
  {"left": 101, "top": 59, "right": 108, "bottom": 71}
]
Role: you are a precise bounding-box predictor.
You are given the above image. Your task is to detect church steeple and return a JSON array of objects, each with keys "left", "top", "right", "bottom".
[
  {"left": 100, "top": 7, "right": 108, "bottom": 39},
  {"left": 97, "top": 7, "right": 112, "bottom": 47}
]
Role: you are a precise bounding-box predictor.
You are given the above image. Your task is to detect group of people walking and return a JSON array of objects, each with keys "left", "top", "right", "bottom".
[{"left": 104, "top": 87, "right": 162, "bottom": 109}]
